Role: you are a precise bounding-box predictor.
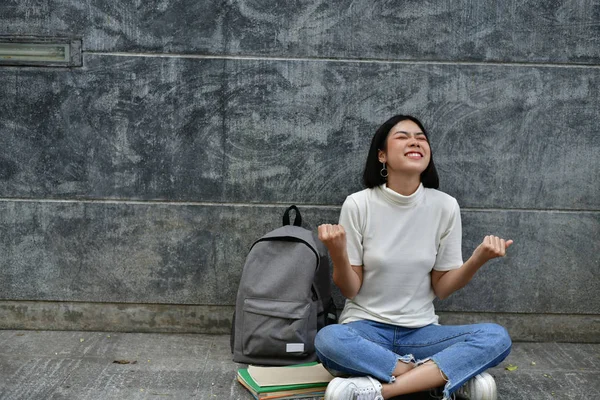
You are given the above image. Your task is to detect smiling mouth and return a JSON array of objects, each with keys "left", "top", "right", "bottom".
[{"left": 405, "top": 152, "right": 423, "bottom": 159}]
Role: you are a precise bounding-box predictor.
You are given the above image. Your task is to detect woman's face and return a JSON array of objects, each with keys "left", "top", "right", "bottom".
[{"left": 378, "top": 119, "right": 431, "bottom": 176}]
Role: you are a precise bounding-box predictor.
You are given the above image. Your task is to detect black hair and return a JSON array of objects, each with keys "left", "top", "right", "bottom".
[{"left": 363, "top": 115, "right": 439, "bottom": 189}]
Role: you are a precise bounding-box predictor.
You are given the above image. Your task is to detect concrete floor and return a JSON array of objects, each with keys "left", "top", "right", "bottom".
[{"left": 0, "top": 330, "right": 598, "bottom": 400}]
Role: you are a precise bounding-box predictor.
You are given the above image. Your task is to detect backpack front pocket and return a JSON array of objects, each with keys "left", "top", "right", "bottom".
[{"left": 242, "top": 298, "right": 316, "bottom": 358}]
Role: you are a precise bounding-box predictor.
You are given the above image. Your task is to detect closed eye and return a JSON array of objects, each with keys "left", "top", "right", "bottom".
[{"left": 393, "top": 130, "right": 427, "bottom": 141}]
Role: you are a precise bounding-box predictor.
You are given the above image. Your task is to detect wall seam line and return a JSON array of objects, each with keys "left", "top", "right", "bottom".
[
  {"left": 0, "top": 300, "right": 598, "bottom": 317},
  {"left": 82, "top": 51, "right": 600, "bottom": 69},
  {"left": 0, "top": 198, "right": 597, "bottom": 213}
]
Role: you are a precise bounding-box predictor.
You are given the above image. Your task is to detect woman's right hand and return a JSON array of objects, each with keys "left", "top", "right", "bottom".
[
  {"left": 318, "top": 224, "right": 363, "bottom": 298},
  {"left": 318, "top": 224, "right": 347, "bottom": 257}
]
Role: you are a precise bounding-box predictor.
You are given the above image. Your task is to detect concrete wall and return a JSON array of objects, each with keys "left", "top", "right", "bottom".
[{"left": 1, "top": 0, "right": 598, "bottom": 342}]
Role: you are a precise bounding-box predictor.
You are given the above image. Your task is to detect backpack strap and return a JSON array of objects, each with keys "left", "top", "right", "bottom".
[{"left": 282, "top": 205, "right": 302, "bottom": 227}]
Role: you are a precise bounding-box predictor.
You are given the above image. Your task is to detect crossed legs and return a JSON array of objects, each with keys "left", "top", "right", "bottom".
[{"left": 315, "top": 320, "right": 511, "bottom": 399}]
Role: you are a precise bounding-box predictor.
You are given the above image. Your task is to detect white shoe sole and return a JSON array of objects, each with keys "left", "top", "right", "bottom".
[
  {"left": 478, "top": 372, "right": 497, "bottom": 400},
  {"left": 457, "top": 372, "right": 497, "bottom": 400},
  {"left": 324, "top": 377, "right": 345, "bottom": 400}
]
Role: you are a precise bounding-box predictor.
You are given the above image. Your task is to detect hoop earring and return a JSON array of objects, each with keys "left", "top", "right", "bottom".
[{"left": 380, "top": 162, "right": 388, "bottom": 178}]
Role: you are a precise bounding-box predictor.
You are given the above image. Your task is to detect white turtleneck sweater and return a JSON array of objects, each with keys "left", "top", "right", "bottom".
[{"left": 338, "top": 183, "right": 463, "bottom": 328}]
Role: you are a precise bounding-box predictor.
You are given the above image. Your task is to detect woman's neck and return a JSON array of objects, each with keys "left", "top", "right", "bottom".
[{"left": 386, "top": 173, "right": 421, "bottom": 196}]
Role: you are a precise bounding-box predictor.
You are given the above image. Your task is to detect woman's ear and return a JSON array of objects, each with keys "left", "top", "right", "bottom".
[{"left": 378, "top": 149, "right": 386, "bottom": 164}]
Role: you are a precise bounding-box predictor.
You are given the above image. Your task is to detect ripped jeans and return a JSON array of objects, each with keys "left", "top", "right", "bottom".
[{"left": 314, "top": 320, "right": 512, "bottom": 399}]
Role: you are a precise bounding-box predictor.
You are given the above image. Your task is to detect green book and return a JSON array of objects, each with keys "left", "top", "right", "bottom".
[{"left": 237, "top": 362, "right": 330, "bottom": 393}]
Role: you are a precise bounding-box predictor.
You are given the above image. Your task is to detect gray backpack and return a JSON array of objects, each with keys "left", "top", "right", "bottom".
[{"left": 231, "top": 206, "right": 337, "bottom": 365}]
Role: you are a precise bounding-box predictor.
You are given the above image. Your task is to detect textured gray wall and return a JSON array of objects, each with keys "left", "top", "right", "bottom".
[{"left": 1, "top": 1, "right": 599, "bottom": 339}]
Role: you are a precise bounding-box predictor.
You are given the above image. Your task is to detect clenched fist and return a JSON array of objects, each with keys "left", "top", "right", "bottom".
[
  {"left": 318, "top": 224, "right": 347, "bottom": 257},
  {"left": 473, "top": 235, "right": 514, "bottom": 263}
]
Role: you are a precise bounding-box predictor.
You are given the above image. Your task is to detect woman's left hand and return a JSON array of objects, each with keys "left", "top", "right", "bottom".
[{"left": 473, "top": 235, "right": 514, "bottom": 263}]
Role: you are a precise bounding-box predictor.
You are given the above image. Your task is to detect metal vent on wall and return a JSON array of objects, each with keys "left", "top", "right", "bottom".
[{"left": 0, "top": 37, "right": 82, "bottom": 67}]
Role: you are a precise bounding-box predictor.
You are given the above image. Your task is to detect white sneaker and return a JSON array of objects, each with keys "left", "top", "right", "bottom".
[
  {"left": 324, "top": 376, "right": 384, "bottom": 400},
  {"left": 454, "top": 372, "right": 497, "bottom": 400}
]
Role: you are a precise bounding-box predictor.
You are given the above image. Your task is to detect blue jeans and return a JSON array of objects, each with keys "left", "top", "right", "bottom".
[{"left": 314, "top": 320, "right": 511, "bottom": 399}]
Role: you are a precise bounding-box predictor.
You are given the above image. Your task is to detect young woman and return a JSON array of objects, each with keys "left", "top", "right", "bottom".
[{"left": 316, "top": 115, "right": 513, "bottom": 400}]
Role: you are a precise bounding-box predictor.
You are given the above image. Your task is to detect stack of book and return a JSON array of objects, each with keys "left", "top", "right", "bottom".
[{"left": 236, "top": 362, "right": 334, "bottom": 400}]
